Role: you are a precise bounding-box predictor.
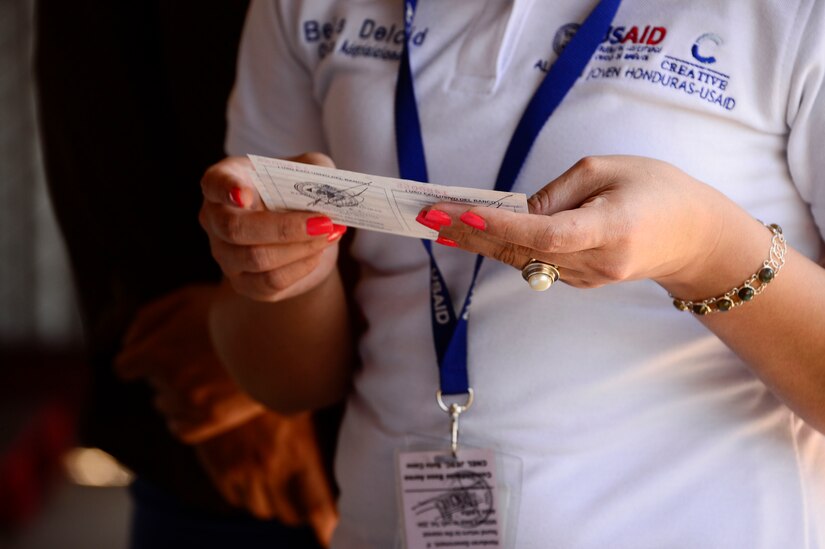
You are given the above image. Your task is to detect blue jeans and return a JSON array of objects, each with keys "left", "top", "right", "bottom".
[{"left": 128, "top": 479, "right": 322, "bottom": 549}]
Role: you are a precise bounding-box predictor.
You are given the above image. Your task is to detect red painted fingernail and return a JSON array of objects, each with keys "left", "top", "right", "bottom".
[
  {"left": 424, "top": 209, "right": 452, "bottom": 226},
  {"left": 436, "top": 236, "right": 458, "bottom": 247},
  {"left": 229, "top": 187, "right": 244, "bottom": 207},
  {"left": 306, "top": 216, "right": 334, "bottom": 235},
  {"left": 327, "top": 224, "right": 348, "bottom": 242},
  {"left": 459, "top": 211, "right": 487, "bottom": 231},
  {"left": 416, "top": 211, "right": 442, "bottom": 231}
]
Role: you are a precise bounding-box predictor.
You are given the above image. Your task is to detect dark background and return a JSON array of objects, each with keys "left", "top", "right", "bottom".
[{"left": 0, "top": 0, "right": 250, "bottom": 546}]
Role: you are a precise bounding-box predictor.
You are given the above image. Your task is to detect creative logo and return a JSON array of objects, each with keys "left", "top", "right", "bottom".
[{"left": 691, "top": 33, "right": 723, "bottom": 64}]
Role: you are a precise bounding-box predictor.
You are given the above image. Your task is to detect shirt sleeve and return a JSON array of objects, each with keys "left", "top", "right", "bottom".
[
  {"left": 786, "top": 0, "right": 825, "bottom": 241},
  {"left": 225, "top": 0, "right": 327, "bottom": 158}
]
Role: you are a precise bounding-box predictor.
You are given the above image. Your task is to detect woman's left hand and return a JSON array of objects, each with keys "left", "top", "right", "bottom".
[
  {"left": 420, "top": 155, "right": 825, "bottom": 432},
  {"left": 421, "top": 156, "right": 751, "bottom": 294}
]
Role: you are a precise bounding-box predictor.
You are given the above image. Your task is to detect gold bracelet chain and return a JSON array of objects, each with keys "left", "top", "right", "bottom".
[{"left": 670, "top": 223, "right": 787, "bottom": 315}]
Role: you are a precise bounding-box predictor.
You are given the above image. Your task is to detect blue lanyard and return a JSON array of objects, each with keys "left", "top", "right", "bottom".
[{"left": 395, "top": 0, "right": 622, "bottom": 396}]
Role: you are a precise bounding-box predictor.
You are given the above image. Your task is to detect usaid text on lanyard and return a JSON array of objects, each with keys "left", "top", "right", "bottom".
[{"left": 395, "top": 0, "right": 622, "bottom": 454}]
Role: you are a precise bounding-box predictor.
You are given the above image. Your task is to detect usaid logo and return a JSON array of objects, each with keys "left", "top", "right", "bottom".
[
  {"left": 553, "top": 22, "right": 668, "bottom": 55},
  {"left": 553, "top": 23, "right": 580, "bottom": 55}
]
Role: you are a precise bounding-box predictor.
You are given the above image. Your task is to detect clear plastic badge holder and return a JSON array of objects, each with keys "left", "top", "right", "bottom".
[{"left": 394, "top": 433, "right": 523, "bottom": 549}]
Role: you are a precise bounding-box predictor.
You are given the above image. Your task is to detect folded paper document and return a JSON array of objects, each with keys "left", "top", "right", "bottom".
[{"left": 249, "top": 155, "right": 529, "bottom": 240}]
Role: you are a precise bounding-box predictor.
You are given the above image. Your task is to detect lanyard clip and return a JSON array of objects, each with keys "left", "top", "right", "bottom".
[{"left": 436, "top": 388, "right": 474, "bottom": 457}]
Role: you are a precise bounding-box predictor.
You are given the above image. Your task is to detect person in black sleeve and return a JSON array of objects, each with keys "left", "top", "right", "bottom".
[{"left": 35, "top": 2, "right": 337, "bottom": 547}]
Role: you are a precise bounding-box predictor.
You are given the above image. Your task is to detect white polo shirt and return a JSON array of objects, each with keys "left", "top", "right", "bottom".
[{"left": 227, "top": 1, "right": 825, "bottom": 547}]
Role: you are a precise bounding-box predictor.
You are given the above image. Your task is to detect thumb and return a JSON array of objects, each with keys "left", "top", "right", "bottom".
[
  {"left": 232, "top": 152, "right": 335, "bottom": 213},
  {"left": 298, "top": 431, "right": 338, "bottom": 546},
  {"left": 308, "top": 496, "right": 338, "bottom": 548},
  {"left": 288, "top": 152, "right": 336, "bottom": 169},
  {"left": 201, "top": 156, "right": 265, "bottom": 211},
  {"left": 528, "top": 156, "right": 617, "bottom": 215}
]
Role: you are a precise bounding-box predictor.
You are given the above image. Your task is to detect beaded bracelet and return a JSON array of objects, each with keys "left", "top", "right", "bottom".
[{"left": 670, "top": 223, "right": 787, "bottom": 315}]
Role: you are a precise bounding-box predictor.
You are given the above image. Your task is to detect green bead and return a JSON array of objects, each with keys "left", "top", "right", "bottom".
[
  {"left": 673, "top": 299, "right": 689, "bottom": 312},
  {"left": 738, "top": 286, "right": 755, "bottom": 301},
  {"left": 758, "top": 267, "right": 775, "bottom": 283},
  {"left": 692, "top": 303, "right": 712, "bottom": 315},
  {"left": 716, "top": 297, "right": 734, "bottom": 312}
]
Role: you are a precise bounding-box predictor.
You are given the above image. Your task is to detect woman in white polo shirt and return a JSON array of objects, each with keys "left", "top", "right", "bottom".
[{"left": 200, "top": 0, "right": 825, "bottom": 546}]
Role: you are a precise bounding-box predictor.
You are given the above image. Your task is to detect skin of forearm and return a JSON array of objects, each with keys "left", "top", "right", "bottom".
[
  {"left": 208, "top": 271, "right": 353, "bottom": 414},
  {"left": 659, "top": 209, "right": 825, "bottom": 432},
  {"left": 702, "top": 248, "right": 825, "bottom": 432}
]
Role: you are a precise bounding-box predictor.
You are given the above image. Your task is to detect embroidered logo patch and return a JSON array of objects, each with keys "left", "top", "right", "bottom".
[
  {"left": 691, "top": 32, "right": 723, "bottom": 64},
  {"left": 540, "top": 23, "right": 736, "bottom": 112},
  {"left": 302, "top": 16, "right": 428, "bottom": 61}
]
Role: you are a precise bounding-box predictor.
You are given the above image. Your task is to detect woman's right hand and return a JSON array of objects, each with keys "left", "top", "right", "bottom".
[{"left": 199, "top": 153, "right": 347, "bottom": 302}]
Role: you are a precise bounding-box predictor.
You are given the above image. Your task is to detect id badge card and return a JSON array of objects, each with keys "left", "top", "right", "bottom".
[{"left": 395, "top": 436, "right": 522, "bottom": 549}]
